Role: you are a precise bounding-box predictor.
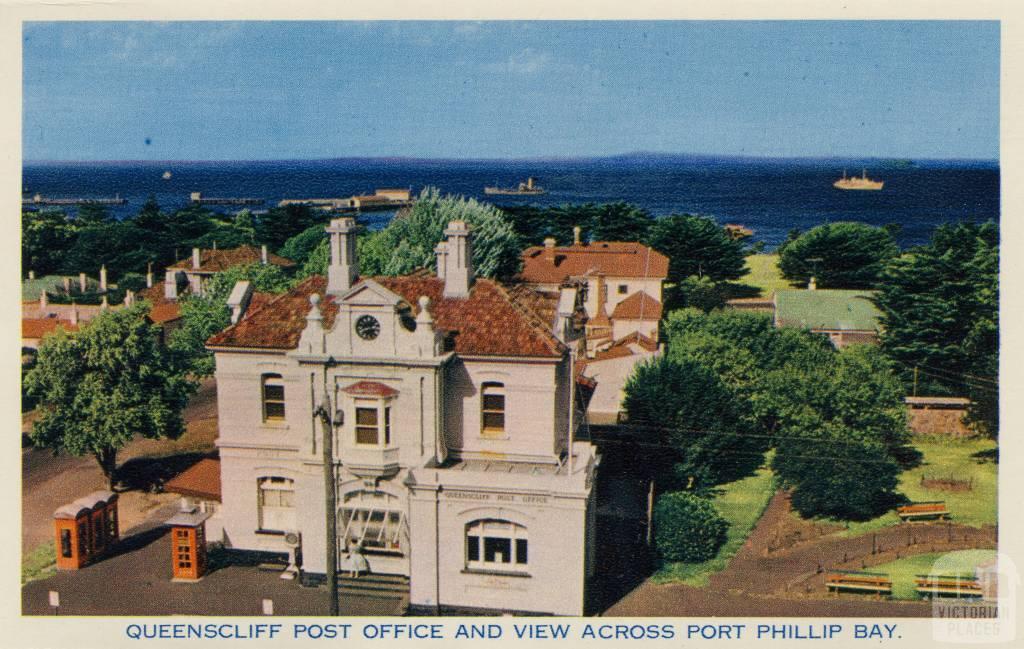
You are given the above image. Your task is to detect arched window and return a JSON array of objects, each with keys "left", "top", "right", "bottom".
[
  {"left": 258, "top": 477, "right": 295, "bottom": 532},
  {"left": 481, "top": 382, "right": 505, "bottom": 436},
  {"left": 465, "top": 519, "right": 528, "bottom": 571},
  {"left": 262, "top": 374, "right": 285, "bottom": 421}
]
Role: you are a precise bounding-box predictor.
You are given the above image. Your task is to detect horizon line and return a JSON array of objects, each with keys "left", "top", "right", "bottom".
[{"left": 22, "top": 151, "right": 1000, "bottom": 165}]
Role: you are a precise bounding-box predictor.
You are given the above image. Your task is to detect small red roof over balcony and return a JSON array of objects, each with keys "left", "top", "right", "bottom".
[{"left": 342, "top": 380, "right": 399, "bottom": 398}]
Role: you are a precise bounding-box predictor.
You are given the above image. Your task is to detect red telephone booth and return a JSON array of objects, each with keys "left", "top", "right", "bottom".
[
  {"left": 53, "top": 490, "right": 118, "bottom": 570},
  {"left": 165, "top": 506, "right": 212, "bottom": 581}
]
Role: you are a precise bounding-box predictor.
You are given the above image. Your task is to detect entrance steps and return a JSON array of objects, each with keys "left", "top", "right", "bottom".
[{"left": 337, "top": 573, "right": 410, "bottom": 602}]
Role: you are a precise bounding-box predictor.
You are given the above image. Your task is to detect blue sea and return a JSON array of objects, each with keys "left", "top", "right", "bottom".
[{"left": 22, "top": 155, "right": 999, "bottom": 248}]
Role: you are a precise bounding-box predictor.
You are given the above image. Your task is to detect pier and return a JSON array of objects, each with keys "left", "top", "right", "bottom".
[
  {"left": 22, "top": 193, "right": 128, "bottom": 206},
  {"left": 279, "top": 188, "right": 413, "bottom": 213},
  {"left": 190, "top": 192, "right": 264, "bottom": 206}
]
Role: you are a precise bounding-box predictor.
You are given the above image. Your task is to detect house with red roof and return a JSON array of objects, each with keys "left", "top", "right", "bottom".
[{"left": 205, "top": 218, "right": 598, "bottom": 616}]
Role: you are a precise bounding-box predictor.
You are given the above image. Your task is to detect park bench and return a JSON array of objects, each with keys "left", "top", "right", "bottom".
[
  {"left": 897, "top": 501, "right": 950, "bottom": 522},
  {"left": 826, "top": 571, "right": 893, "bottom": 598},
  {"left": 915, "top": 574, "right": 983, "bottom": 599}
]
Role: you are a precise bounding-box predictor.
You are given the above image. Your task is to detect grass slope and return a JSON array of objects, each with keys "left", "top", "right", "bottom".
[
  {"left": 653, "top": 462, "right": 776, "bottom": 586},
  {"left": 740, "top": 254, "right": 794, "bottom": 297},
  {"left": 872, "top": 549, "right": 996, "bottom": 600},
  {"left": 22, "top": 541, "right": 56, "bottom": 585}
]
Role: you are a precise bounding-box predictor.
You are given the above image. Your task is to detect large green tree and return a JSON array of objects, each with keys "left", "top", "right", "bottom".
[
  {"left": 778, "top": 222, "right": 900, "bottom": 288},
  {"left": 24, "top": 304, "right": 195, "bottom": 489},
  {"left": 873, "top": 221, "right": 999, "bottom": 435},
  {"left": 23, "top": 209, "right": 78, "bottom": 276},
  {"left": 647, "top": 214, "right": 748, "bottom": 283}
]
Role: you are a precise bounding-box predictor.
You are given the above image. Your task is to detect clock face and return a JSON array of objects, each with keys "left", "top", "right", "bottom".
[{"left": 355, "top": 315, "right": 380, "bottom": 340}]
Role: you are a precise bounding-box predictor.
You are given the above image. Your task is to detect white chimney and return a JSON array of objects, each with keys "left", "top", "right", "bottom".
[
  {"left": 28, "top": 270, "right": 35, "bottom": 280},
  {"left": 573, "top": 226, "right": 582, "bottom": 246},
  {"left": 808, "top": 276, "right": 817, "bottom": 291},
  {"left": 261, "top": 244, "right": 268, "bottom": 265},
  {"left": 443, "top": 221, "right": 474, "bottom": 299},
  {"left": 124, "top": 289, "right": 135, "bottom": 306},
  {"left": 70, "top": 303, "right": 79, "bottom": 326},
  {"left": 99, "top": 265, "right": 108, "bottom": 292},
  {"left": 165, "top": 270, "right": 179, "bottom": 300},
  {"left": 79, "top": 272, "right": 87, "bottom": 293},
  {"left": 226, "top": 280, "right": 253, "bottom": 324},
  {"left": 543, "top": 237, "right": 557, "bottom": 262},
  {"left": 101, "top": 295, "right": 109, "bottom": 310},
  {"left": 434, "top": 242, "right": 448, "bottom": 280},
  {"left": 192, "top": 248, "right": 201, "bottom": 270},
  {"left": 63, "top": 277, "right": 71, "bottom": 294},
  {"left": 326, "top": 218, "right": 358, "bottom": 296},
  {"left": 39, "top": 290, "right": 47, "bottom": 308},
  {"left": 146, "top": 264, "right": 153, "bottom": 288}
]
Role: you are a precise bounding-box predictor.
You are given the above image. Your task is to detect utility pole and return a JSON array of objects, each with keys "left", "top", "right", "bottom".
[{"left": 315, "top": 381, "right": 339, "bottom": 616}]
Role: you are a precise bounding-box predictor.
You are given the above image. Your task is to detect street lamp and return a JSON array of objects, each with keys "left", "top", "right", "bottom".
[{"left": 314, "top": 387, "right": 341, "bottom": 616}]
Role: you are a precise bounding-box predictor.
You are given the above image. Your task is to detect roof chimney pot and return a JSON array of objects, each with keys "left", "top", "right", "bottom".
[
  {"left": 443, "top": 221, "right": 474, "bottom": 299},
  {"left": 192, "top": 248, "right": 201, "bottom": 270}
]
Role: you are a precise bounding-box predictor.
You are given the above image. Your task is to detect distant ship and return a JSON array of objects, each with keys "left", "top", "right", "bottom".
[
  {"left": 162, "top": 170, "right": 173, "bottom": 180},
  {"left": 833, "top": 169, "right": 884, "bottom": 191},
  {"left": 484, "top": 176, "right": 545, "bottom": 195}
]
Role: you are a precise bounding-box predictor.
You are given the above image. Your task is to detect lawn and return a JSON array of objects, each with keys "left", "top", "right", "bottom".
[
  {"left": 824, "top": 436, "right": 997, "bottom": 538},
  {"left": 871, "top": 549, "right": 996, "bottom": 600},
  {"left": 22, "top": 541, "right": 56, "bottom": 585},
  {"left": 653, "top": 461, "right": 777, "bottom": 586}
]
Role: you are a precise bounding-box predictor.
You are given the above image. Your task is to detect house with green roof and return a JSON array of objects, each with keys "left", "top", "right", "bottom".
[{"left": 773, "top": 288, "right": 883, "bottom": 348}]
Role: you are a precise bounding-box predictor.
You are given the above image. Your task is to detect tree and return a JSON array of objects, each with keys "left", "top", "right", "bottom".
[
  {"left": 23, "top": 209, "right": 78, "bottom": 276},
  {"left": 653, "top": 492, "right": 729, "bottom": 563},
  {"left": 777, "top": 222, "right": 899, "bottom": 288},
  {"left": 255, "top": 204, "right": 323, "bottom": 251},
  {"left": 279, "top": 223, "right": 328, "bottom": 267},
  {"left": 24, "top": 305, "right": 195, "bottom": 489},
  {"left": 646, "top": 214, "right": 748, "bottom": 283},
  {"left": 168, "top": 263, "right": 294, "bottom": 377},
  {"left": 873, "top": 221, "right": 999, "bottom": 435},
  {"left": 585, "top": 202, "right": 655, "bottom": 242},
  {"left": 352, "top": 187, "right": 523, "bottom": 279},
  {"left": 623, "top": 355, "right": 765, "bottom": 489}
]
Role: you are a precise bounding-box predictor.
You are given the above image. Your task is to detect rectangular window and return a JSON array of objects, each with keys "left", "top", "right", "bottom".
[
  {"left": 356, "top": 407, "right": 379, "bottom": 445},
  {"left": 483, "top": 536, "right": 512, "bottom": 564},
  {"left": 515, "top": 539, "right": 528, "bottom": 564},
  {"left": 467, "top": 535, "right": 480, "bottom": 561},
  {"left": 384, "top": 407, "right": 391, "bottom": 445},
  {"left": 618, "top": 284, "right": 628, "bottom": 294},
  {"left": 259, "top": 477, "right": 296, "bottom": 532},
  {"left": 60, "top": 529, "right": 72, "bottom": 558},
  {"left": 262, "top": 375, "right": 286, "bottom": 421},
  {"left": 481, "top": 385, "right": 505, "bottom": 435}
]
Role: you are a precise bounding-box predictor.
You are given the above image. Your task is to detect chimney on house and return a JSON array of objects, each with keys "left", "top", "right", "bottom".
[
  {"left": 595, "top": 273, "right": 609, "bottom": 318},
  {"left": 79, "top": 272, "right": 87, "bottom": 293},
  {"left": 63, "top": 276, "right": 71, "bottom": 294},
  {"left": 70, "top": 302, "right": 79, "bottom": 326},
  {"left": 326, "top": 217, "right": 358, "bottom": 296},
  {"left": 101, "top": 295, "right": 109, "bottom": 310},
  {"left": 435, "top": 242, "right": 448, "bottom": 280},
  {"left": 573, "top": 226, "right": 582, "bottom": 246},
  {"left": 165, "top": 270, "right": 179, "bottom": 300},
  {"left": 28, "top": 270, "right": 35, "bottom": 280},
  {"left": 808, "top": 276, "right": 817, "bottom": 291},
  {"left": 124, "top": 290, "right": 135, "bottom": 307},
  {"left": 146, "top": 263, "right": 153, "bottom": 289},
  {"left": 99, "top": 265, "right": 108, "bottom": 292},
  {"left": 543, "top": 237, "right": 557, "bottom": 263},
  {"left": 443, "top": 221, "right": 474, "bottom": 299},
  {"left": 261, "top": 244, "right": 268, "bottom": 265},
  {"left": 192, "top": 248, "right": 201, "bottom": 270},
  {"left": 39, "top": 290, "right": 47, "bottom": 309},
  {"left": 226, "top": 280, "right": 254, "bottom": 324}
]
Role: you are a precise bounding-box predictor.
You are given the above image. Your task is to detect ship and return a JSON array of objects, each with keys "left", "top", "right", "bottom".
[
  {"left": 162, "top": 170, "right": 173, "bottom": 180},
  {"left": 484, "top": 176, "right": 546, "bottom": 196},
  {"left": 833, "top": 169, "right": 884, "bottom": 191}
]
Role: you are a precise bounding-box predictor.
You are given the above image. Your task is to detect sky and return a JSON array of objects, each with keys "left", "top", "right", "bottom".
[{"left": 22, "top": 21, "right": 999, "bottom": 161}]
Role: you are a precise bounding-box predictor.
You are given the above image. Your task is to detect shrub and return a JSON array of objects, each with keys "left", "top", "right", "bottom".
[{"left": 654, "top": 492, "right": 729, "bottom": 563}]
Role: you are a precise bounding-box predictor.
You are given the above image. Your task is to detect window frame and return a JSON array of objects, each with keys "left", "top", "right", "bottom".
[
  {"left": 353, "top": 398, "right": 394, "bottom": 447},
  {"left": 261, "top": 373, "right": 286, "bottom": 422},
  {"left": 480, "top": 382, "right": 506, "bottom": 437},
  {"left": 257, "top": 476, "right": 296, "bottom": 533},
  {"left": 617, "top": 284, "right": 628, "bottom": 295},
  {"left": 465, "top": 519, "right": 529, "bottom": 574}
]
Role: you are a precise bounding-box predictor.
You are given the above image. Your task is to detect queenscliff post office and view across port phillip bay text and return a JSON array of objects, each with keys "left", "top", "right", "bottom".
[{"left": 15, "top": 18, "right": 1006, "bottom": 647}]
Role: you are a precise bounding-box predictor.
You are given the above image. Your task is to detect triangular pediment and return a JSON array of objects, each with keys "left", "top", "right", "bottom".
[{"left": 340, "top": 279, "right": 406, "bottom": 307}]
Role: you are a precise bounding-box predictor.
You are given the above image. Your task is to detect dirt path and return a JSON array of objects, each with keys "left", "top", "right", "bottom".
[
  {"left": 606, "top": 491, "right": 996, "bottom": 616},
  {"left": 21, "top": 378, "right": 218, "bottom": 553}
]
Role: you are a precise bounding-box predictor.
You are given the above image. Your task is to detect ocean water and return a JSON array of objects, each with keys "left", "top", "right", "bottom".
[{"left": 22, "top": 155, "right": 999, "bottom": 248}]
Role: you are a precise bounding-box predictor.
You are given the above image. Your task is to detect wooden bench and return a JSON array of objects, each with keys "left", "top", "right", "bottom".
[
  {"left": 915, "top": 574, "right": 983, "bottom": 599},
  {"left": 897, "top": 501, "right": 950, "bottom": 521},
  {"left": 826, "top": 571, "right": 893, "bottom": 598}
]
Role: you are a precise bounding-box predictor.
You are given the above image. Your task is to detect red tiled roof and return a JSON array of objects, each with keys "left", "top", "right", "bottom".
[
  {"left": 148, "top": 302, "right": 182, "bottom": 324},
  {"left": 342, "top": 381, "right": 399, "bottom": 397},
  {"left": 22, "top": 317, "right": 77, "bottom": 339},
  {"left": 207, "top": 275, "right": 566, "bottom": 358},
  {"left": 612, "top": 331, "right": 660, "bottom": 353},
  {"left": 611, "top": 291, "right": 663, "bottom": 321},
  {"left": 164, "top": 458, "right": 221, "bottom": 502},
  {"left": 520, "top": 242, "right": 668, "bottom": 284},
  {"left": 167, "top": 246, "right": 295, "bottom": 272}
]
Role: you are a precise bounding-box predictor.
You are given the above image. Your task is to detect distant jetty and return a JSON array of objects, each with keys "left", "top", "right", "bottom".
[
  {"left": 279, "top": 188, "right": 413, "bottom": 212},
  {"left": 23, "top": 193, "right": 128, "bottom": 206},
  {"left": 484, "top": 177, "right": 545, "bottom": 196},
  {"left": 190, "top": 192, "right": 264, "bottom": 206}
]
